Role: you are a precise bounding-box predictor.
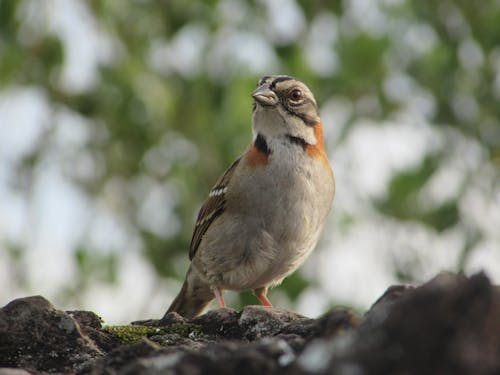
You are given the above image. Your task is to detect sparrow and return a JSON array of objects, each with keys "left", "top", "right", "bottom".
[{"left": 166, "top": 75, "right": 335, "bottom": 318}]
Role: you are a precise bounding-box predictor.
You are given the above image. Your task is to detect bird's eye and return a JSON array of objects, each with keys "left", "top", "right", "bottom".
[{"left": 289, "top": 89, "right": 303, "bottom": 102}]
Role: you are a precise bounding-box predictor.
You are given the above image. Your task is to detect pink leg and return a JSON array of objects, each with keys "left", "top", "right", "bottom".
[
  {"left": 213, "top": 287, "right": 225, "bottom": 307},
  {"left": 254, "top": 287, "right": 273, "bottom": 307}
]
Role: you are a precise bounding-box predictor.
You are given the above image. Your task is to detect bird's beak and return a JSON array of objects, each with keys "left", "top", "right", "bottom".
[{"left": 252, "top": 85, "right": 278, "bottom": 106}]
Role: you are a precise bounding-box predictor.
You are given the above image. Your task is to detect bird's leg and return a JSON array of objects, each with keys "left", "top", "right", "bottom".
[
  {"left": 213, "top": 287, "right": 226, "bottom": 307},
  {"left": 253, "top": 286, "right": 273, "bottom": 307}
]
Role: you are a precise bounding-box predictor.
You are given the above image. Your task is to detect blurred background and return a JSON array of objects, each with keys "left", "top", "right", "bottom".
[{"left": 1, "top": 0, "right": 499, "bottom": 324}]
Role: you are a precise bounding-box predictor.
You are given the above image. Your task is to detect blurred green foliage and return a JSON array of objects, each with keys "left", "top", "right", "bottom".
[{"left": 1, "top": 0, "right": 499, "bottom": 310}]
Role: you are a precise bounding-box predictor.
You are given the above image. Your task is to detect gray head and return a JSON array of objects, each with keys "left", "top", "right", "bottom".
[{"left": 251, "top": 75, "right": 320, "bottom": 145}]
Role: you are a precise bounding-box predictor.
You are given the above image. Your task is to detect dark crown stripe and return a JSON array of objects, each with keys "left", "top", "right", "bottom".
[
  {"left": 258, "top": 76, "right": 271, "bottom": 85},
  {"left": 270, "top": 76, "right": 294, "bottom": 89},
  {"left": 254, "top": 134, "right": 271, "bottom": 155}
]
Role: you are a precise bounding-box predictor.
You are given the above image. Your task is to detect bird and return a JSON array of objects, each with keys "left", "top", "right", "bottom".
[{"left": 166, "top": 75, "right": 335, "bottom": 318}]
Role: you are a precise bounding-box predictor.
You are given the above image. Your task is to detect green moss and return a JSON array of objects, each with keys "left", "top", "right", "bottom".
[{"left": 103, "top": 323, "right": 202, "bottom": 344}]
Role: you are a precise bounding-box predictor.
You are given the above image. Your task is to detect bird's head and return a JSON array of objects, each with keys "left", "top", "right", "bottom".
[{"left": 251, "top": 75, "right": 320, "bottom": 146}]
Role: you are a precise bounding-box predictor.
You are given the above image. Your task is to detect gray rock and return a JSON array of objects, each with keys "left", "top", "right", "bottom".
[
  {"left": 2, "top": 272, "right": 500, "bottom": 374},
  {"left": 0, "top": 296, "right": 116, "bottom": 373},
  {"left": 0, "top": 369, "right": 33, "bottom": 375}
]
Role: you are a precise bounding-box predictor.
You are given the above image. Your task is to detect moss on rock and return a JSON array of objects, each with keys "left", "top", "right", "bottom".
[{"left": 104, "top": 323, "right": 202, "bottom": 344}]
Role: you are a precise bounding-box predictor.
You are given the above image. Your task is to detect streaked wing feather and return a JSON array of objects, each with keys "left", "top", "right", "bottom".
[{"left": 189, "top": 157, "right": 241, "bottom": 260}]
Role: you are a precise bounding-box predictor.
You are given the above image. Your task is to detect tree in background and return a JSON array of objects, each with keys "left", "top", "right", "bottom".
[{"left": 0, "top": 0, "right": 499, "bottom": 321}]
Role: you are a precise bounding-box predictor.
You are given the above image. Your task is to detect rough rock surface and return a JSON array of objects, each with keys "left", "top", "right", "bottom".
[{"left": 1, "top": 272, "right": 500, "bottom": 374}]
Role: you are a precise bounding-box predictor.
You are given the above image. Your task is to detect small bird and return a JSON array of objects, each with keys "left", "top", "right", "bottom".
[{"left": 166, "top": 75, "right": 335, "bottom": 318}]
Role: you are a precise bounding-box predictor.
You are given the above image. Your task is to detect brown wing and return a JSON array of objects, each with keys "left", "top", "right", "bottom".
[{"left": 189, "top": 157, "right": 241, "bottom": 260}]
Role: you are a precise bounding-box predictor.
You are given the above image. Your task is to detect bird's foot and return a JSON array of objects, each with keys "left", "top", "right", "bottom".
[
  {"left": 256, "top": 293, "right": 273, "bottom": 307},
  {"left": 213, "top": 287, "right": 226, "bottom": 307},
  {"left": 254, "top": 287, "right": 273, "bottom": 307}
]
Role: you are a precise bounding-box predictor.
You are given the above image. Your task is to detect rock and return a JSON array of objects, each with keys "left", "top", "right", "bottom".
[
  {"left": 80, "top": 340, "right": 167, "bottom": 374},
  {"left": 67, "top": 310, "right": 120, "bottom": 352},
  {"left": 238, "top": 306, "right": 307, "bottom": 341},
  {"left": 191, "top": 307, "right": 241, "bottom": 339},
  {"left": 132, "top": 311, "right": 187, "bottom": 327},
  {"left": 2, "top": 272, "right": 500, "bottom": 374},
  {"left": 0, "top": 369, "right": 33, "bottom": 375},
  {"left": 278, "top": 308, "right": 359, "bottom": 343},
  {"left": 89, "top": 336, "right": 297, "bottom": 375},
  {"left": 295, "top": 271, "right": 500, "bottom": 375},
  {"left": 0, "top": 296, "right": 117, "bottom": 373}
]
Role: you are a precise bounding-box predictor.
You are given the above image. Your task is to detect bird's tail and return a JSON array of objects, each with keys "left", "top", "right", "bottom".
[{"left": 165, "top": 266, "right": 214, "bottom": 319}]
